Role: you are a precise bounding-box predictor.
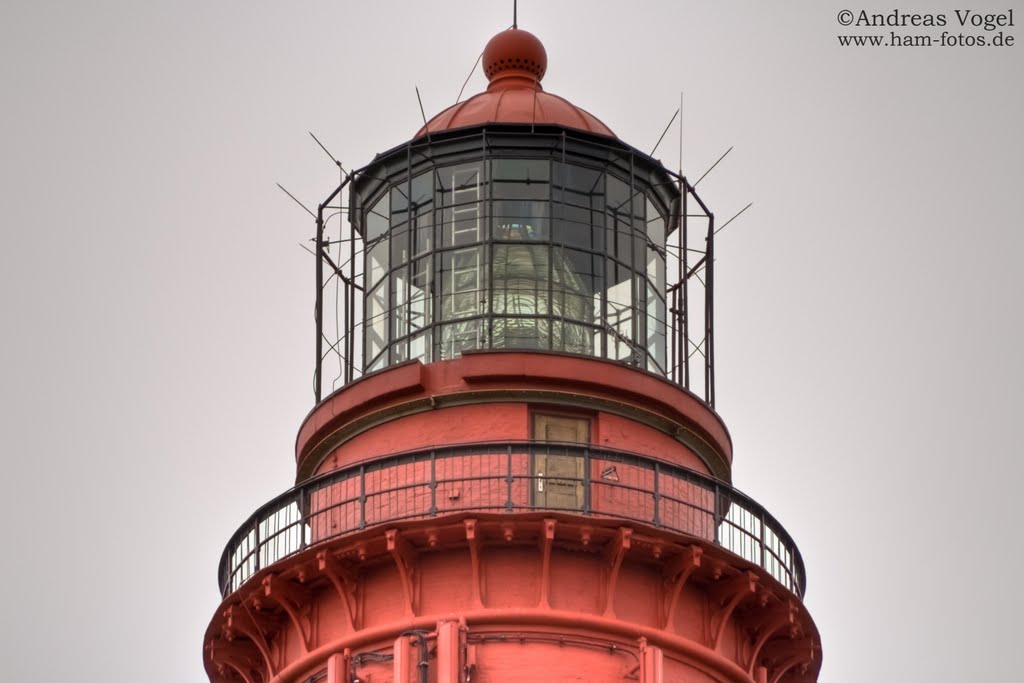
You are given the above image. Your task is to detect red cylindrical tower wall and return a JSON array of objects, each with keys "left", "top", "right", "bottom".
[
  {"left": 297, "top": 353, "right": 733, "bottom": 482},
  {"left": 206, "top": 353, "right": 818, "bottom": 683}
]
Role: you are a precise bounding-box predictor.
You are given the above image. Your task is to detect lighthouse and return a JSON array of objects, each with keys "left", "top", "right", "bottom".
[{"left": 204, "top": 23, "right": 822, "bottom": 683}]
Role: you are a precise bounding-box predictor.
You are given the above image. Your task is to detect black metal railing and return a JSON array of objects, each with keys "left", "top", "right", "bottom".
[{"left": 219, "top": 442, "right": 805, "bottom": 598}]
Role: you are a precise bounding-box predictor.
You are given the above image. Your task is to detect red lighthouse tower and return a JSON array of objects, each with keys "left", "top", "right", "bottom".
[{"left": 204, "top": 24, "right": 822, "bottom": 683}]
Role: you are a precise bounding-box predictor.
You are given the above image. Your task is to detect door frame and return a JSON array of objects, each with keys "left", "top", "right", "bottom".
[{"left": 529, "top": 409, "right": 593, "bottom": 510}]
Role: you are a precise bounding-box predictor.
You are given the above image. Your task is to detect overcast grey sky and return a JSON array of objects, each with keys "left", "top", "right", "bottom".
[{"left": 1, "top": 1, "right": 1021, "bottom": 681}]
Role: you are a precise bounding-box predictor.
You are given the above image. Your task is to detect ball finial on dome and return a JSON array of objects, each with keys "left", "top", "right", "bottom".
[{"left": 482, "top": 28, "right": 547, "bottom": 84}]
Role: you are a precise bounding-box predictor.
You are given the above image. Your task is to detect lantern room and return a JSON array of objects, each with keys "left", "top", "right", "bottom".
[
  {"left": 352, "top": 133, "right": 675, "bottom": 374},
  {"left": 316, "top": 28, "right": 717, "bottom": 407}
]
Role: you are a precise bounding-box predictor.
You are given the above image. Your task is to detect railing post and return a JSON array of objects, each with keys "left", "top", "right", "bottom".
[
  {"left": 759, "top": 510, "right": 766, "bottom": 573},
  {"left": 359, "top": 464, "right": 367, "bottom": 529},
  {"left": 506, "top": 445, "right": 514, "bottom": 512},
  {"left": 253, "top": 517, "right": 261, "bottom": 576},
  {"left": 429, "top": 451, "right": 437, "bottom": 516},
  {"left": 653, "top": 462, "right": 661, "bottom": 527},
  {"left": 712, "top": 482, "right": 721, "bottom": 545},
  {"left": 299, "top": 487, "right": 308, "bottom": 551},
  {"left": 582, "top": 446, "right": 591, "bottom": 514}
]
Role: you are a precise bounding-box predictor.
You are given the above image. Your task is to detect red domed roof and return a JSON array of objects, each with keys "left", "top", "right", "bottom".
[{"left": 416, "top": 28, "right": 615, "bottom": 139}]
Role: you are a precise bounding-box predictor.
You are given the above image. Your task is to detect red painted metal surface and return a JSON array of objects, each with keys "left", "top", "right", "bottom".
[
  {"left": 296, "top": 352, "right": 733, "bottom": 482},
  {"left": 205, "top": 515, "right": 820, "bottom": 683},
  {"left": 416, "top": 28, "right": 615, "bottom": 139}
]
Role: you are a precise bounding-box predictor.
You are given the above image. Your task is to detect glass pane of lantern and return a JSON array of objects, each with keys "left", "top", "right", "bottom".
[
  {"left": 390, "top": 184, "right": 410, "bottom": 224},
  {"left": 409, "top": 256, "right": 431, "bottom": 331},
  {"left": 440, "top": 163, "right": 484, "bottom": 247},
  {"left": 391, "top": 265, "right": 408, "bottom": 339},
  {"left": 492, "top": 159, "right": 549, "bottom": 199},
  {"left": 554, "top": 163, "right": 603, "bottom": 208},
  {"left": 553, "top": 248, "right": 597, "bottom": 324},
  {"left": 365, "top": 279, "right": 389, "bottom": 366},
  {"left": 553, "top": 321, "right": 594, "bottom": 356},
  {"left": 366, "top": 193, "right": 390, "bottom": 242},
  {"left": 409, "top": 330, "right": 429, "bottom": 364},
  {"left": 410, "top": 172, "right": 434, "bottom": 256},
  {"left": 493, "top": 244, "right": 550, "bottom": 316},
  {"left": 442, "top": 247, "right": 482, "bottom": 320},
  {"left": 493, "top": 200, "right": 548, "bottom": 240},
  {"left": 439, "top": 320, "right": 480, "bottom": 359},
  {"left": 606, "top": 262, "right": 634, "bottom": 361},
  {"left": 493, "top": 317, "right": 547, "bottom": 350},
  {"left": 646, "top": 197, "right": 665, "bottom": 246},
  {"left": 367, "top": 239, "right": 389, "bottom": 288},
  {"left": 439, "top": 163, "right": 484, "bottom": 206}
]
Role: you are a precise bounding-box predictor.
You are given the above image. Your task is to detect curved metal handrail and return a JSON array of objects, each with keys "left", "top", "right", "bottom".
[{"left": 218, "top": 441, "right": 806, "bottom": 598}]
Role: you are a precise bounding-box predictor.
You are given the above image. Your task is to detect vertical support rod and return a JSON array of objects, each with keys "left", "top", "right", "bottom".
[
  {"left": 759, "top": 509, "right": 767, "bottom": 573},
  {"left": 338, "top": 164, "right": 347, "bottom": 388},
  {"left": 298, "top": 486, "right": 308, "bottom": 551},
  {"left": 429, "top": 450, "right": 437, "bottom": 516},
  {"left": 253, "top": 516, "right": 261, "bottom": 576},
  {"left": 653, "top": 461, "right": 661, "bottom": 527},
  {"left": 347, "top": 178, "right": 356, "bottom": 384},
  {"left": 712, "top": 482, "right": 721, "bottom": 545},
  {"left": 483, "top": 131, "right": 492, "bottom": 351},
  {"left": 315, "top": 207, "right": 325, "bottom": 403},
  {"left": 629, "top": 152, "right": 639, "bottom": 363},
  {"left": 546, "top": 135, "right": 556, "bottom": 351},
  {"left": 344, "top": 179, "right": 352, "bottom": 385},
  {"left": 681, "top": 179, "right": 689, "bottom": 389},
  {"left": 582, "top": 446, "right": 591, "bottom": 514},
  {"left": 706, "top": 212, "right": 715, "bottom": 407},
  {"left": 359, "top": 464, "right": 367, "bottom": 529},
  {"left": 505, "top": 444, "right": 514, "bottom": 511}
]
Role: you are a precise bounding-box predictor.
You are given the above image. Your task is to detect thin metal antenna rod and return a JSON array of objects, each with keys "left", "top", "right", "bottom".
[
  {"left": 713, "top": 202, "right": 753, "bottom": 236},
  {"left": 650, "top": 107, "right": 680, "bottom": 157},
  {"left": 531, "top": 79, "right": 539, "bottom": 131},
  {"left": 415, "top": 86, "right": 432, "bottom": 142},
  {"left": 693, "top": 146, "right": 733, "bottom": 188},
  {"left": 457, "top": 20, "right": 516, "bottom": 103},
  {"left": 456, "top": 52, "right": 484, "bottom": 103},
  {"left": 678, "top": 91, "right": 683, "bottom": 175},
  {"left": 513, "top": 0, "right": 518, "bottom": 28},
  {"left": 309, "top": 131, "right": 346, "bottom": 174},
  {"left": 277, "top": 183, "right": 317, "bottom": 219}
]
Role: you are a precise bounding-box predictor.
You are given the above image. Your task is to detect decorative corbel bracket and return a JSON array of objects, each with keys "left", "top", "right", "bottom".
[
  {"left": 763, "top": 636, "right": 816, "bottom": 683},
  {"left": 602, "top": 527, "right": 633, "bottom": 617},
  {"left": 746, "top": 600, "right": 799, "bottom": 675},
  {"left": 386, "top": 528, "right": 419, "bottom": 616},
  {"left": 464, "top": 519, "right": 484, "bottom": 608},
  {"left": 207, "top": 638, "right": 264, "bottom": 683},
  {"left": 765, "top": 642, "right": 815, "bottom": 683},
  {"left": 262, "top": 574, "right": 316, "bottom": 653},
  {"left": 538, "top": 518, "right": 557, "bottom": 608},
  {"left": 318, "top": 550, "right": 362, "bottom": 631},
  {"left": 221, "top": 604, "right": 278, "bottom": 679},
  {"left": 709, "top": 571, "right": 758, "bottom": 650},
  {"left": 661, "top": 545, "right": 702, "bottom": 629}
]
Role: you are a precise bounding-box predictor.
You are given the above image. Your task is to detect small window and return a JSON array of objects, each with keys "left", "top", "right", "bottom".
[{"left": 532, "top": 413, "right": 591, "bottom": 444}]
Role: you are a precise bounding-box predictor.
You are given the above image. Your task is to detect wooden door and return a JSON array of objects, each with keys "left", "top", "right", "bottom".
[{"left": 532, "top": 414, "right": 589, "bottom": 510}]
